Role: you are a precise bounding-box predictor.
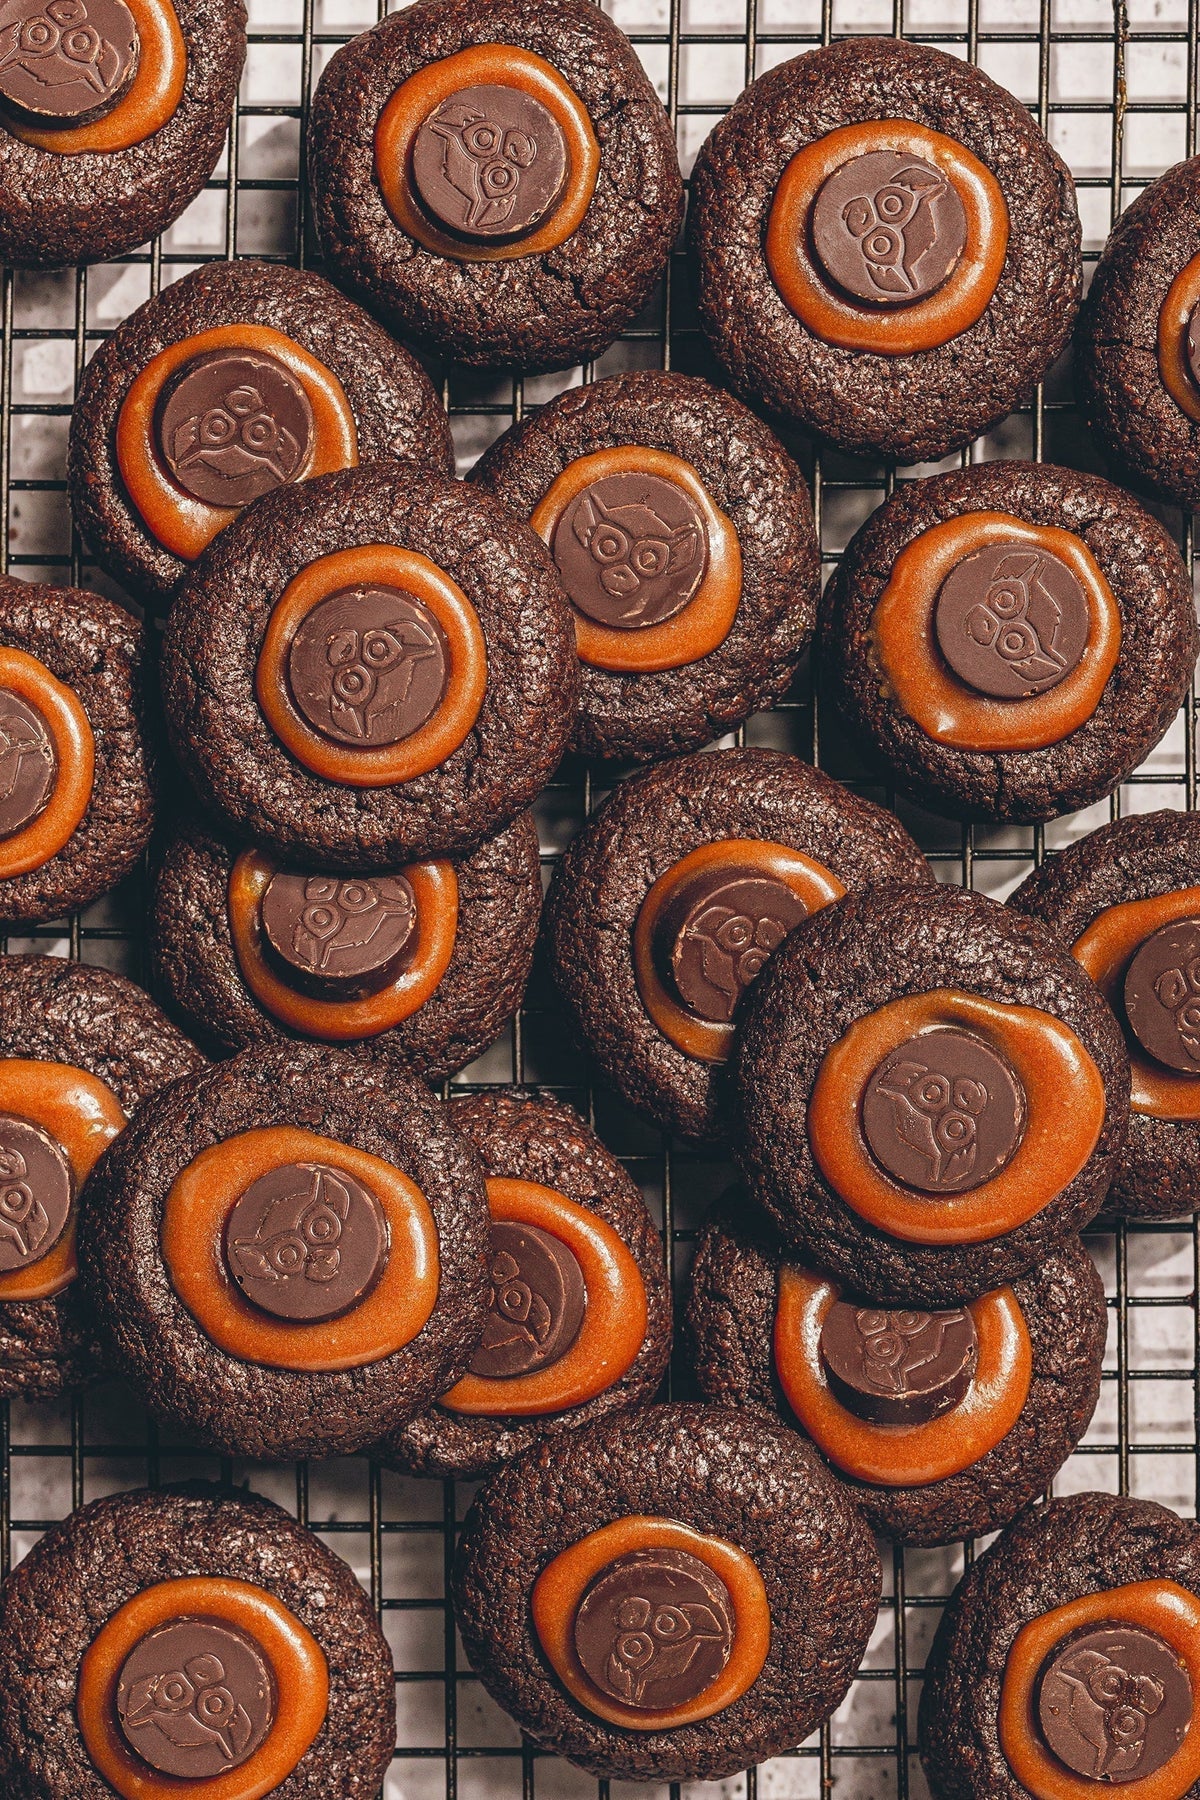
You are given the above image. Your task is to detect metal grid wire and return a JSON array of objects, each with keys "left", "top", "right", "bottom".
[{"left": 2, "top": 0, "right": 1199, "bottom": 1793}]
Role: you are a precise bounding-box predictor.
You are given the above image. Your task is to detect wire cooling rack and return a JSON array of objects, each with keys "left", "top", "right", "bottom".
[{"left": 2, "top": 0, "right": 1199, "bottom": 1794}]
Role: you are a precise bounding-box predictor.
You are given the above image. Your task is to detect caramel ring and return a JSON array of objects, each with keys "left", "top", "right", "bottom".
[
  {"left": 0, "top": 1059, "right": 125, "bottom": 1301},
  {"left": 439, "top": 1176, "right": 648, "bottom": 1417},
  {"left": 765, "top": 120, "right": 1009, "bottom": 356},
  {"left": 807, "top": 988, "right": 1106, "bottom": 1246},
  {"left": 116, "top": 325, "right": 358, "bottom": 562},
  {"left": 529, "top": 447, "right": 744, "bottom": 672},
  {"left": 633, "top": 839, "right": 846, "bottom": 1064},
  {"left": 256, "top": 545, "right": 487, "bottom": 788},
  {"left": 161, "top": 1124, "right": 440, "bottom": 1372},
  {"left": 531, "top": 1516, "right": 771, "bottom": 1731},
  {"left": 8, "top": 0, "right": 186, "bottom": 156},
  {"left": 871, "top": 512, "right": 1122, "bottom": 753},
  {"left": 1157, "top": 252, "right": 1200, "bottom": 425},
  {"left": 0, "top": 647, "right": 94, "bottom": 881},
  {"left": 227, "top": 849, "right": 459, "bottom": 1041},
  {"left": 999, "top": 1580, "right": 1200, "bottom": 1800},
  {"left": 1073, "top": 887, "right": 1200, "bottom": 1120},
  {"left": 773, "top": 1267, "right": 1032, "bottom": 1487},
  {"left": 374, "top": 44, "right": 600, "bottom": 262},
  {"left": 77, "top": 1576, "right": 329, "bottom": 1800}
]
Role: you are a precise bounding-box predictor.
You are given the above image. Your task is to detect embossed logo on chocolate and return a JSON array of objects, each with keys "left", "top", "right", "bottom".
[
  {"left": 819, "top": 1299, "right": 978, "bottom": 1424},
  {"left": 861, "top": 1027, "right": 1028, "bottom": 1196},
  {"left": 411, "top": 83, "right": 569, "bottom": 243},
  {"left": 1123, "top": 918, "right": 1200, "bottom": 1074},
  {"left": 1037, "top": 1622, "right": 1192, "bottom": 1783},
  {"left": 934, "top": 541, "right": 1091, "bottom": 701},
  {"left": 224, "top": 1160, "right": 389, "bottom": 1323},
  {"left": 654, "top": 864, "right": 807, "bottom": 1025},
  {"left": 0, "top": 0, "right": 138, "bottom": 125},
  {"left": 467, "top": 1219, "right": 587, "bottom": 1380},
  {"left": 260, "top": 870, "right": 417, "bottom": 999},
  {"left": 0, "top": 1112, "right": 72, "bottom": 1271},
  {"left": 156, "top": 350, "right": 315, "bottom": 509},
  {"left": 551, "top": 473, "right": 710, "bottom": 630},
  {"left": 116, "top": 1615, "right": 276, "bottom": 1779},
  {"left": 573, "top": 1549, "right": 735, "bottom": 1711},
  {"left": 286, "top": 584, "right": 448, "bottom": 749},
  {"left": 810, "top": 149, "right": 968, "bottom": 307},
  {"left": 0, "top": 688, "right": 56, "bottom": 841},
  {"left": 1188, "top": 304, "right": 1200, "bottom": 393}
]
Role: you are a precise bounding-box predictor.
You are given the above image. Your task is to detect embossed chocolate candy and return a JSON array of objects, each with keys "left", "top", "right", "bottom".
[
  {"left": 811, "top": 150, "right": 967, "bottom": 308},
  {"left": 861, "top": 1027, "right": 1028, "bottom": 1197},
  {"left": 551, "top": 472, "right": 709, "bottom": 630},
  {"left": 0, "top": 688, "right": 55, "bottom": 839},
  {"left": 1122, "top": 919, "right": 1200, "bottom": 1076},
  {"left": 260, "top": 870, "right": 417, "bottom": 999},
  {"left": 934, "top": 541, "right": 1090, "bottom": 701},
  {"left": 0, "top": 1111, "right": 72, "bottom": 1272},
  {"left": 0, "top": 0, "right": 138, "bottom": 126},
  {"left": 572, "top": 1548, "right": 735, "bottom": 1712},
  {"left": 654, "top": 863, "right": 808, "bottom": 1026},
  {"left": 115, "top": 1614, "right": 276, "bottom": 1778},
  {"left": 819, "top": 1300, "right": 977, "bottom": 1424},
  {"left": 1036, "top": 1621, "right": 1192, "bottom": 1783},
  {"left": 468, "top": 1219, "right": 586, "bottom": 1379},
  {"left": 224, "top": 1160, "right": 389, "bottom": 1324},
  {"left": 156, "top": 350, "right": 315, "bottom": 509},
  {"left": 411, "top": 84, "right": 568, "bottom": 244},
  {"left": 286, "top": 583, "right": 448, "bottom": 749}
]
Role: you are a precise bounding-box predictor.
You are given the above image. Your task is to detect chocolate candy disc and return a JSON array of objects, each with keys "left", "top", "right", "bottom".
[
  {"left": 653, "top": 863, "right": 808, "bottom": 1025},
  {"left": 810, "top": 149, "right": 968, "bottom": 308},
  {"left": 410, "top": 82, "right": 568, "bottom": 245},
  {"left": 115, "top": 1615, "right": 276, "bottom": 1779},
  {"left": 861, "top": 1026, "right": 1028, "bottom": 1196},
  {"left": 467, "top": 1219, "right": 587, "bottom": 1380},
  {"left": 0, "top": 0, "right": 138, "bottom": 126},
  {"left": 260, "top": 870, "right": 418, "bottom": 1000},
  {"left": 1187, "top": 302, "right": 1200, "bottom": 393},
  {"left": 572, "top": 1548, "right": 736, "bottom": 1712},
  {"left": 0, "top": 1111, "right": 73, "bottom": 1272},
  {"left": 285, "top": 584, "right": 448, "bottom": 750},
  {"left": 934, "top": 540, "right": 1090, "bottom": 701},
  {"left": 156, "top": 350, "right": 315, "bottom": 510},
  {"left": 819, "top": 1298, "right": 978, "bottom": 1424},
  {"left": 1123, "top": 918, "right": 1200, "bottom": 1075},
  {"left": 223, "top": 1160, "right": 390, "bottom": 1323},
  {"left": 1036, "top": 1621, "right": 1193, "bottom": 1784},
  {"left": 550, "top": 472, "right": 710, "bottom": 630},
  {"left": 0, "top": 688, "right": 57, "bottom": 840}
]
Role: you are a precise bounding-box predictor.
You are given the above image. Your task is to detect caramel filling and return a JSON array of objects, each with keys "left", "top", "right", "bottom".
[
  {"left": 807, "top": 989, "right": 1106, "bottom": 1245},
  {"left": 439, "top": 1176, "right": 648, "bottom": 1418},
  {"left": 773, "top": 1266, "right": 1032, "bottom": 1486},
  {"left": 1074, "top": 888, "right": 1200, "bottom": 1120},
  {"left": 765, "top": 119, "right": 1008, "bottom": 356},
  {"left": 0, "top": 647, "right": 94, "bottom": 882},
  {"left": 4, "top": 0, "right": 184, "bottom": 154},
  {"left": 77, "top": 1575, "right": 328, "bottom": 1800},
  {"left": 531, "top": 1516, "right": 770, "bottom": 1731},
  {"left": 871, "top": 513, "right": 1121, "bottom": 754},
  {"left": 528, "top": 447, "right": 743, "bottom": 673}
]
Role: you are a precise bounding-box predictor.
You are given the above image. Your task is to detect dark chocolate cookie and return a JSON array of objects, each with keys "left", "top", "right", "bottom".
[
  {"left": 470, "top": 371, "right": 819, "bottom": 762},
  {"left": 160, "top": 462, "right": 578, "bottom": 867},
  {"left": 0, "top": 1481, "right": 394, "bottom": 1800},
  {"left": 0, "top": 0, "right": 245, "bottom": 268},
  {"left": 736, "top": 883, "right": 1129, "bottom": 1306},
  {"left": 0, "top": 574, "right": 154, "bottom": 925},
  {"left": 1010, "top": 809, "right": 1200, "bottom": 1220},
  {"left": 68, "top": 258, "right": 456, "bottom": 611},
  {"left": 0, "top": 952, "right": 203, "bottom": 1400},
  {"left": 308, "top": 0, "right": 683, "bottom": 372},
  {"left": 453, "top": 1401, "right": 880, "bottom": 1781},
  {"left": 688, "top": 37, "right": 1081, "bottom": 464},
  {"left": 149, "top": 810, "right": 541, "bottom": 1081},
  {"left": 545, "top": 746, "right": 932, "bottom": 1142},
  {"left": 1077, "top": 155, "right": 1200, "bottom": 511},
  {"left": 687, "top": 1191, "right": 1106, "bottom": 1546},
  {"left": 78, "top": 1041, "right": 490, "bottom": 1459},
  {"left": 920, "top": 1491, "right": 1200, "bottom": 1799},
  {"left": 378, "top": 1088, "right": 671, "bottom": 1479},
  {"left": 820, "top": 461, "right": 1197, "bottom": 824}
]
